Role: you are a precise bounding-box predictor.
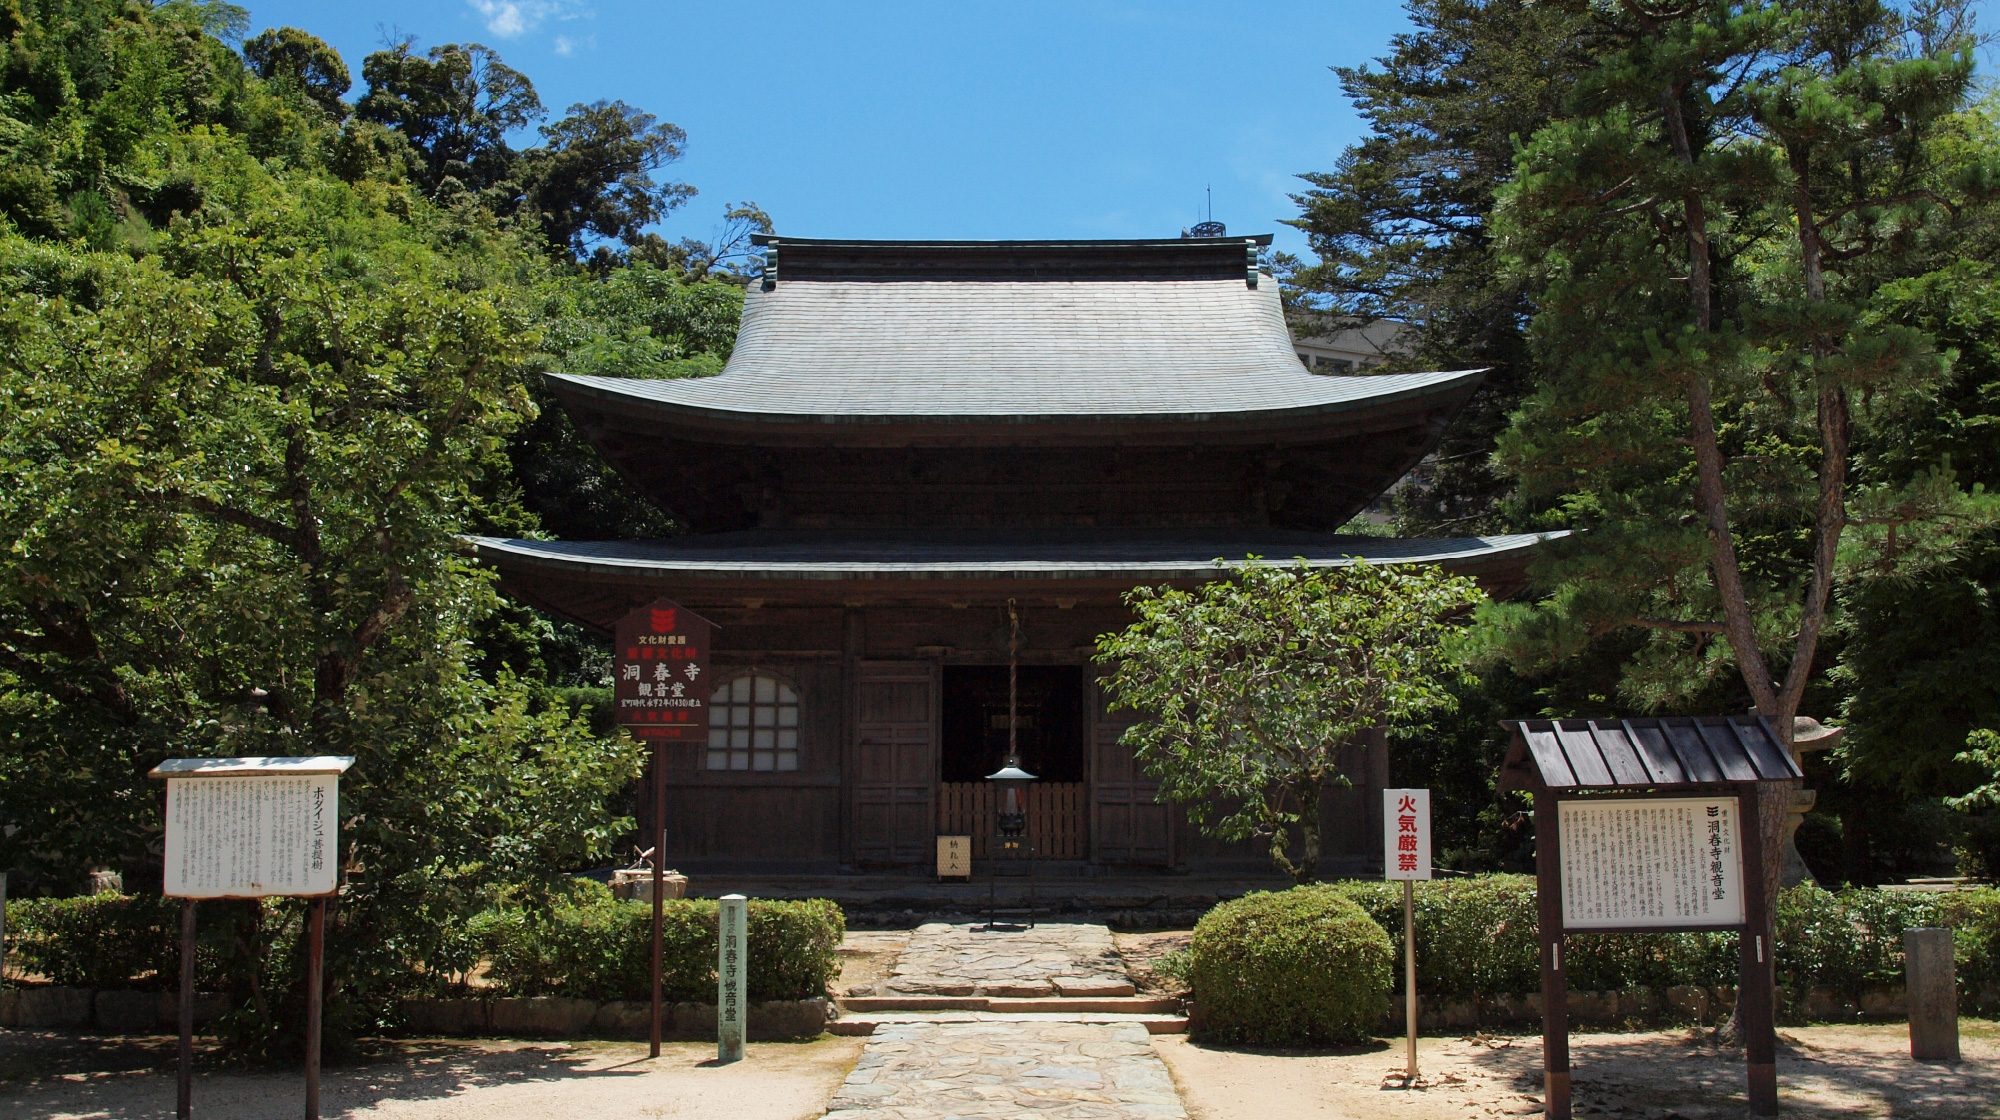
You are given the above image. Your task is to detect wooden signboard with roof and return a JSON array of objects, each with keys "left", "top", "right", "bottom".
[{"left": 1499, "top": 717, "right": 1802, "bottom": 1120}]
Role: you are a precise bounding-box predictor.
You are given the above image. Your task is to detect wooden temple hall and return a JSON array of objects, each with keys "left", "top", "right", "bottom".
[{"left": 476, "top": 234, "right": 1546, "bottom": 875}]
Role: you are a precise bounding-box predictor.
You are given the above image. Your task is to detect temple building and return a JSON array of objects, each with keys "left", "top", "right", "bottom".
[{"left": 475, "top": 234, "right": 1546, "bottom": 875}]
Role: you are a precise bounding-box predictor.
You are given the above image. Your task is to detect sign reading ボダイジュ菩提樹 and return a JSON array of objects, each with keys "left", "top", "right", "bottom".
[
  {"left": 1558, "top": 797, "right": 1744, "bottom": 930},
  {"left": 1383, "top": 788, "right": 1431, "bottom": 881},
  {"left": 153, "top": 757, "right": 353, "bottom": 898}
]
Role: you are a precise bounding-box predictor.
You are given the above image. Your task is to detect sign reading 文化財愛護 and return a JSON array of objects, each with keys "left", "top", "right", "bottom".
[
  {"left": 614, "top": 598, "right": 713, "bottom": 742},
  {"left": 1558, "top": 796, "right": 1744, "bottom": 930}
]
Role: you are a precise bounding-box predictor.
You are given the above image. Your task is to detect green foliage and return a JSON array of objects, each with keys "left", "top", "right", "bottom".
[
  {"left": 476, "top": 885, "right": 844, "bottom": 1003},
  {"left": 1288, "top": 0, "right": 1604, "bottom": 533},
  {"left": 356, "top": 41, "right": 543, "bottom": 196},
  {"left": 1187, "top": 885, "right": 1393, "bottom": 1046},
  {"left": 1098, "top": 560, "right": 1483, "bottom": 882},
  {"left": 1330, "top": 877, "right": 2000, "bottom": 1020},
  {"left": 242, "top": 27, "right": 349, "bottom": 115},
  {"left": 4, "top": 892, "right": 221, "bottom": 990}
]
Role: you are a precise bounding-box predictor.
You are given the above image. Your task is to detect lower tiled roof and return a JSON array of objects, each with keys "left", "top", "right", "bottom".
[{"left": 471, "top": 529, "right": 1558, "bottom": 582}]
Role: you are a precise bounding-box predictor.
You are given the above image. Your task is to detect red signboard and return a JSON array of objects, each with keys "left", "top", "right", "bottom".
[{"left": 613, "top": 598, "right": 714, "bottom": 742}]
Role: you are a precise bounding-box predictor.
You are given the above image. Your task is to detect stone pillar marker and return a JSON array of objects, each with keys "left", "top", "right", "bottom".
[
  {"left": 1906, "top": 926, "right": 1958, "bottom": 1062},
  {"left": 718, "top": 894, "right": 747, "bottom": 1063}
]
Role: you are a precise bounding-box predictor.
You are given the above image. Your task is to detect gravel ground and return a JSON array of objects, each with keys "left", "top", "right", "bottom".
[
  {"left": 0, "top": 1034, "right": 863, "bottom": 1120},
  {"left": 1154, "top": 1020, "right": 2000, "bottom": 1119}
]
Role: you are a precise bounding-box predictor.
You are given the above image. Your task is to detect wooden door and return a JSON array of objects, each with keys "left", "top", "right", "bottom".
[
  {"left": 850, "top": 661, "right": 937, "bottom": 866},
  {"left": 1090, "top": 674, "right": 1173, "bottom": 866}
]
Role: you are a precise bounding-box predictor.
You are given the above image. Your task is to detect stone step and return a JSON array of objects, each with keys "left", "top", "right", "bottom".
[
  {"left": 838, "top": 994, "right": 1181, "bottom": 1014},
  {"left": 829, "top": 1010, "right": 1188, "bottom": 1037}
]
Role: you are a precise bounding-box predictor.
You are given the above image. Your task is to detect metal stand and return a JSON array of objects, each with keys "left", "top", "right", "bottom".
[
  {"left": 1403, "top": 879, "right": 1418, "bottom": 1081},
  {"left": 983, "top": 835, "right": 1036, "bottom": 929}
]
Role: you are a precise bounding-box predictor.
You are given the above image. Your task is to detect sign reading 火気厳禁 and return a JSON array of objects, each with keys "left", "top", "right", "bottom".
[
  {"left": 151, "top": 757, "right": 354, "bottom": 899},
  {"left": 1558, "top": 796, "right": 1744, "bottom": 930},
  {"left": 1383, "top": 788, "right": 1431, "bottom": 880},
  {"left": 614, "top": 599, "right": 714, "bottom": 742}
]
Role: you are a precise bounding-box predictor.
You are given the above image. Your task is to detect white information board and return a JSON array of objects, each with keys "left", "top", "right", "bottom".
[
  {"left": 156, "top": 758, "right": 350, "bottom": 898},
  {"left": 1558, "top": 796, "right": 1743, "bottom": 930},
  {"left": 1384, "top": 788, "right": 1432, "bottom": 881}
]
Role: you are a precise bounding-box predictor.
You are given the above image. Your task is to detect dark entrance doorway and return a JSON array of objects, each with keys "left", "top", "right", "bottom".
[
  {"left": 940, "top": 666, "right": 1084, "bottom": 782},
  {"left": 937, "top": 666, "right": 1087, "bottom": 859}
]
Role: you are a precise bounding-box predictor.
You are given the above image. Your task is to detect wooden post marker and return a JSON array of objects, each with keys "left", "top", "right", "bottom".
[
  {"left": 1906, "top": 927, "right": 1959, "bottom": 1062},
  {"left": 718, "top": 894, "right": 747, "bottom": 1063},
  {"left": 1499, "top": 718, "right": 1799, "bottom": 1120},
  {"left": 148, "top": 756, "right": 354, "bottom": 1120},
  {"left": 1383, "top": 788, "right": 1430, "bottom": 1083},
  {"left": 611, "top": 598, "right": 714, "bottom": 1059}
]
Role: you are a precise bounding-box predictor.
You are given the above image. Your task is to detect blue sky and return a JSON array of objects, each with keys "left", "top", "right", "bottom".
[{"left": 240, "top": 1, "right": 1417, "bottom": 256}]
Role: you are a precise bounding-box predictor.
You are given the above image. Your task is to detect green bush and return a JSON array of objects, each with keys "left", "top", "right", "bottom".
[
  {"left": 6, "top": 893, "right": 227, "bottom": 990},
  {"left": 477, "top": 883, "right": 843, "bottom": 1003},
  {"left": 1327, "top": 877, "right": 2000, "bottom": 1022},
  {"left": 1188, "top": 885, "right": 1392, "bottom": 1045}
]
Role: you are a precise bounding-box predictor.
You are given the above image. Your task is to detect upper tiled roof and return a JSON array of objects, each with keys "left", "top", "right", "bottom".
[{"left": 545, "top": 236, "right": 1481, "bottom": 425}]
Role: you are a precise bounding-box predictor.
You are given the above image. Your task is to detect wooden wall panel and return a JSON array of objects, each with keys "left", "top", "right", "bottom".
[
  {"left": 849, "top": 661, "right": 937, "bottom": 866},
  {"left": 659, "top": 786, "right": 840, "bottom": 859},
  {"left": 1089, "top": 674, "right": 1172, "bottom": 866},
  {"left": 935, "top": 782, "right": 1085, "bottom": 859}
]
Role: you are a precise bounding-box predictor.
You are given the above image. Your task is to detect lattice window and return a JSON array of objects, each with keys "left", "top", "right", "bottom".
[{"left": 706, "top": 674, "right": 800, "bottom": 771}]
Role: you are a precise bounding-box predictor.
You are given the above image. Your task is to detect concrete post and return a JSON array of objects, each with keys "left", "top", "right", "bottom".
[
  {"left": 1905, "top": 927, "right": 1958, "bottom": 1062},
  {"left": 718, "top": 894, "right": 747, "bottom": 1063}
]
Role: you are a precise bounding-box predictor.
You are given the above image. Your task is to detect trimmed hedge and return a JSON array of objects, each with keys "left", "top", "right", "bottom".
[
  {"left": 1330, "top": 876, "right": 2000, "bottom": 1019},
  {"left": 4, "top": 884, "right": 843, "bottom": 1006},
  {"left": 6, "top": 893, "right": 228, "bottom": 990},
  {"left": 475, "top": 885, "right": 843, "bottom": 1003},
  {"left": 1188, "top": 884, "right": 1392, "bottom": 1045}
]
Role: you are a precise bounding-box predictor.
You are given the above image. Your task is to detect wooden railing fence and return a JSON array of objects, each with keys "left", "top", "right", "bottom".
[{"left": 935, "top": 781, "right": 1086, "bottom": 859}]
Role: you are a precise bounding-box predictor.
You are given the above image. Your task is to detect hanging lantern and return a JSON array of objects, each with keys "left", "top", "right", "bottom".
[{"left": 987, "top": 762, "right": 1037, "bottom": 836}]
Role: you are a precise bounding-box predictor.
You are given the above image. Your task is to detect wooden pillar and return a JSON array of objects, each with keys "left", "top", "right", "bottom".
[
  {"left": 305, "top": 896, "right": 325, "bottom": 1120},
  {"left": 1906, "top": 927, "right": 1959, "bottom": 1062},
  {"left": 177, "top": 898, "right": 195, "bottom": 1120},
  {"left": 839, "top": 608, "right": 864, "bottom": 866},
  {"left": 1737, "top": 784, "right": 1778, "bottom": 1115},
  {"left": 650, "top": 736, "right": 665, "bottom": 1059},
  {"left": 1535, "top": 792, "right": 1569, "bottom": 1120}
]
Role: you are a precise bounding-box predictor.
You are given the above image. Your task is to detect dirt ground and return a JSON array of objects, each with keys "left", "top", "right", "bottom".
[
  {"left": 1154, "top": 1020, "right": 2000, "bottom": 1120},
  {"left": 1113, "top": 929, "right": 1192, "bottom": 998},
  {"left": 0, "top": 1033, "right": 864, "bottom": 1120},
  {"left": 832, "top": 929, "right": 910, "bottom": 997}
]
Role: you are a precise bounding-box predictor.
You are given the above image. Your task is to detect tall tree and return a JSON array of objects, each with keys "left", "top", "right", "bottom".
[
  {"left": 520, "top": 99, "right": 696, "bottom": 257},
  {"left": 356, "top": 40, "right": 543, "bottom": 196},
  {"left": 243, "top": 26, "right": 350, "bottom": 114},
  {"left": 1288, "top": 0, "right": 1603, "bottom": 533}
]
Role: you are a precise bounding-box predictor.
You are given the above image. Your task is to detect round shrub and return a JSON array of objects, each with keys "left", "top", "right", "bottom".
[{"left": 1188, "top": 884, "right": 1393, "bottom": 1046}]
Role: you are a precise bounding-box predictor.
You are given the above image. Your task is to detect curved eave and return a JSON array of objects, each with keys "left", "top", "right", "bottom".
[
  {"left": 544, "top": 368, "right": 1487, "bottom": 434},
  {"left": 470, "top": 531, "right": 1560, "bottom": 585}
]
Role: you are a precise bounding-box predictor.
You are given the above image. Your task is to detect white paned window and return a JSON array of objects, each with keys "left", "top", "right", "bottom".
[{"left": 706, "top": 675, "right": 800, "bottom": 772}]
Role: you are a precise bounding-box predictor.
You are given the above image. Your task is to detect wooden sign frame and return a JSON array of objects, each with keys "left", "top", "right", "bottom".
[
  {"left": 149, "top": 756, "right": 354, "bottom": 1120},
  {"left": 1534, "top": 783, "right": 1776, "bottom": 1119},
  {"left": 610, "top": 597, "right": 716, "bottom": 1059}
]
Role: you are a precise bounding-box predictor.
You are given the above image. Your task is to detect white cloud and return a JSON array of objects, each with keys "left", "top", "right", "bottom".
[{"left": 466, "top": 0, "right": 583, "bottom": 39}]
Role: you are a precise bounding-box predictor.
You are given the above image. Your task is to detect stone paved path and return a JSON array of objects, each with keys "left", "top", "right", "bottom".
[
  {"left": 883, "top": 922, "right": 1134, "bottom": 997},
  {"left": 821, "top": 1021, "right": 1186, "bottom": 1120}
]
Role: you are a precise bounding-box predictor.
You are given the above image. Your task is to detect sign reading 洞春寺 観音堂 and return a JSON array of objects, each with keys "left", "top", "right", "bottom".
[
  {"left": 614, "top": 599, "right": 713, "bottom": 742},
  {"left": 1557, "top": 797, "right": 1744, "bottom": 930}
]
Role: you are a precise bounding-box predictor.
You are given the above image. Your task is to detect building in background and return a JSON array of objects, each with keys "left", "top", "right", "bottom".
[{"left": 475, "top": 234, "right": 1542, "bottom": 875}]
